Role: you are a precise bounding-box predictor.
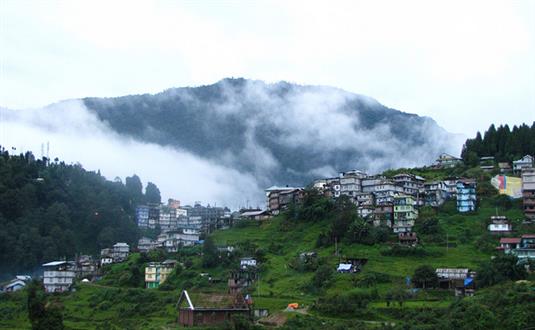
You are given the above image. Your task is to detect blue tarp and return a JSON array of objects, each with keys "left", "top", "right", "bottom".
[{"left": 464, "top": 277, "right": 473, "bottom": 286}]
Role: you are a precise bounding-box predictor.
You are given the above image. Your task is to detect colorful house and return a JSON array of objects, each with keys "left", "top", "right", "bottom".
[
  {"left": 456, "top": 179, "right": 477, "bottom": 212},
  {"left": 145, "top": 260, "right": 177, "bottom": 288},
  {"left": 393, "top": 195, "right": 418, "bottom": 233}
]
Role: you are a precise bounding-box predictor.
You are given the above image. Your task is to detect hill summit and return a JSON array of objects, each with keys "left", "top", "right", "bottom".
[{"left": 83, "top": 78, "right": 458, "bottom": 187}]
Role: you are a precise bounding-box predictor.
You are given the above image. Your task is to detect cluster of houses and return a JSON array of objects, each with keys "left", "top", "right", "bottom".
[
  {"left": 38, "top": 243, "right": 130, "bottom": 293},
  {"left": 265, "top": 167, "right": 477, "bottom": 234},
  {"left": 136, "top": 199, "right": 232, "bottom": 234},
  {"left": 138, "top": 228, "right": 201, "bottom": 254}
]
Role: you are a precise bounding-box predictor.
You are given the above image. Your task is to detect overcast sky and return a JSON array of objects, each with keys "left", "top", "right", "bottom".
[{"left": 1, "top": 0, "right": 534, "bottom": 136}]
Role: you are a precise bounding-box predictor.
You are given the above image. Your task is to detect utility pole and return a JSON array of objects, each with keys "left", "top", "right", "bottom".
[{"left": 446, "top": 232, "right": 449, "bottom": 253}]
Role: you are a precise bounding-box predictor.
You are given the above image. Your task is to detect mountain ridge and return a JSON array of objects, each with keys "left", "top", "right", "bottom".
[{"left": 80, "top": 78, "right": 458, "bottom": 187}]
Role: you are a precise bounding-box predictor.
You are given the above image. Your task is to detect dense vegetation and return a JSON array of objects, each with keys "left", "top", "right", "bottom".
[
  {"left": 2, "top": 141, "right": 535, "bottom": 329},
  {"left": 0, "top": 148, "right": 160, "bottom": 277},
  {"left": 82, "top": 78, "right": 455, "bottom": 187},
  {"left": 461, "top": 122, "right": 535, "bottom": 164}
]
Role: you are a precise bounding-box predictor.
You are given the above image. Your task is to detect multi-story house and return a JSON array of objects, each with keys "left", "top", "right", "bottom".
[
  {"left": 138, "top": 237, "right": 161, "bottom": 253},
  {"left": 326, "top": 178, "right": 341, "bottom": 198},
  {"left": 513, "top": 234, "right": 535, "bottom": 259},
  {"left": 136, "top": 205, "right": 149, "bottom": 228},
  {"left": 112, "top": 242, "right": 130, "bottom": 262},
  {"left": 513, "top": 155, "right": 534, "bottom": 174},
  {"left": 372, "top": 204, "right": 393, "bottom": 227},
  {"left": 372, "top": 180, "right": 403, "bottom": 205},
  {"left": 163, "top": 228, "right": 200, "bottom": 252},
  {"left": 435, "top": 153, "right": 463, "bottom": 168},
  {"left": 42, "top": 261, "right": 76, "bottom": 293},
  {"left": 354, "top": 192, "right": 375, "bottom": 207},
  {"left": 424, "top": 181, "right": 448, "bottom": 207},
  {"left": 75, "top": 255, "right": 98, "bottom": 279},
  {"left": 522, "top": 168, "right": 535, "bottom": 220},
  {"left": 265, "top": 186, "right": 304, "bottom": 215},
  {"left": 145, "top": 260, "right": 177, "bottom": 288},
  {"left": 456, "top": 179, "right": 477, "bottom": 212},
  {"left": 100, "top": 248, "right": 113, "bottom": 265},
  {"left": 183, "top": 203, "right": 230, "bottom": 233},
  {"left": 339, "top": 170, "right": 366, "bottom": 198},
  {"left": 443, "top": 177, "right": 459, "bottom": 198},
  {"left": 361, "top": 176, "right": 385, "bottom": 193},
  {"left": 393, "top": 174, "right": 425, "bottom": 197},
  {"left": 357, "top": 206, "right": 374, "bottom": 219},
  {"left": 148, "top": 203, "right": 161, "bottom": 229},
  {"left": 393, "top": 195, "right": 418, "bottom": 233}
]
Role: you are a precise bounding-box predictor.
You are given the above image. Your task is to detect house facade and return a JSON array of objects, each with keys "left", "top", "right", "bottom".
[
  {"left": 522, "top": 167, "right": 535, "bottom": 220},
  {"left": 145, "top": 260, "right": 177, "bottom": 288},
  {"left": 513, "top": 155, "right": 534, "bottom": 173},
  {"left": 435, "top": 153, "right": 463, "bottom": 168},
  {"left": 42, "top": 261, "right": 76, "bottom": 293},
  {"left": 456, "top": 180, "right": 477, "bottom": 212},
  {"left": 393, "top": 195, "right": 418, "bottom": 233}
]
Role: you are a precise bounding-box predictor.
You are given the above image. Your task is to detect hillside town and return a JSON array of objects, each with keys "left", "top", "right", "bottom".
[{"left": 2, "top": 152, "right": 535, "bottom": 328}]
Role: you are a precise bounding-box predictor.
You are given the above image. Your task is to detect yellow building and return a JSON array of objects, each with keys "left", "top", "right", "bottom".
[{"left": 145, "top": 260, "right": 177, "bottom": 289}]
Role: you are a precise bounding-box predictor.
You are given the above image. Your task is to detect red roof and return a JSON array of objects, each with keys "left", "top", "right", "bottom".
[
  {"left": 521, "top": 234, "right": 535, "bottom": 239},
  {"left": 500, "top": 237, "right": 521, "bottom": 244}
]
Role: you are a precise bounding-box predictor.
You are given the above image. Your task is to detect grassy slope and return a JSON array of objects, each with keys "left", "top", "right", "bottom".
[{"left": 1, "top": 170, "right": 533, "bottom": 328}]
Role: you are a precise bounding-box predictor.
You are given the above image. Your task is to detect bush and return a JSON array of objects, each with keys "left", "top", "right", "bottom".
[
  {"left": 353, "top": 271, "right": 391, "bottom": 287},
  {"left": 314, "top": 289, "right": 378, "bottom": 315},
  {"left": 381, "top": 245, "right": 443, "bottom": 257}
]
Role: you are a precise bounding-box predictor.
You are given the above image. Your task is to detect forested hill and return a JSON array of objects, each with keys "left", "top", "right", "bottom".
[
  {"left": 83, "top": 78, "right": 457, "bottom": 186},
  {"left": 461, "top": 122, "right": 535, "bottom": 165},
  {"left": 0, "top": 148, "right": 160, "bottom": 277}
]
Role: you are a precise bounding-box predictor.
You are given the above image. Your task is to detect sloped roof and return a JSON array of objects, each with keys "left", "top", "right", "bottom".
[
  {"left": 177, "top": 290, "right": 247, "bottom": 310},
  {"left": 500, "top": 237, "right": 521, "bottom": 244}
]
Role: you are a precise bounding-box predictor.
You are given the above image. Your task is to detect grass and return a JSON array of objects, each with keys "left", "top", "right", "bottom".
[{"left": 1, "top": 173, "right": 533, "bottom": 328}]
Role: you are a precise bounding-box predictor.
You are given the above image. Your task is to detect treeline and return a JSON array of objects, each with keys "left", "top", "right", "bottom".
[
  {"left": 461, "top": 122, "right": 535, "bottom": 164},
  {"left": 0, "top": 148, "right": 161, "bottom": 276}
]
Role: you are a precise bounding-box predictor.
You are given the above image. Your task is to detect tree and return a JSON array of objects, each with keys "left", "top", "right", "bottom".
[
  {"left": 312, "top": 264, "right": 334, "bottom": 289},
  {"left": 413, "top": 265, "right": 438, "bottom": 288},
  {"left": 27, "top": 280, "right": 64, "bottom": 330},
  {"left": 125, "top": 174, "right": 144, "bottom": 205},
  {"left": 145, "top": 182, "right": 161, "bottom": 204},
  {"left": 477, "top": 255, "right": 527, "bottom": 287},
  {"left": 202, "top": 236, "right": 218, "bottom": 268}
]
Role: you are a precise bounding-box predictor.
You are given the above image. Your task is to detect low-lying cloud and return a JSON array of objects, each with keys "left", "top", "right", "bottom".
[
  {"left": 1, "top": 80, "right": 465, "bottom": 209},
  {"left": 1, "top": 100, "right": 264, "bottom": 209}
]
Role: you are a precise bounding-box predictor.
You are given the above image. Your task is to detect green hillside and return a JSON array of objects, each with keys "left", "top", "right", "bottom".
[{"left": 2, "top": 165, "right": 535, "bottom": 329}]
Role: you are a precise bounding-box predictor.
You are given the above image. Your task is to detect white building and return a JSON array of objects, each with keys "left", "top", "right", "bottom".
[
  {"left": 112, "top": 242, "right": 130, "bottom": 262},
  {"left": 513, "top": 155, "right": 534, "bottom": 173},
  {"left": 42, "top": 261, "right": 76, "bottom": 293},
  {"left": 240, "top": 257, "right": 257, "bottom": 269}
]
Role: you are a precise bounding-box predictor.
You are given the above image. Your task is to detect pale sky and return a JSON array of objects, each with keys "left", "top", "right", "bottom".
[{"left": 1, "top": 0, "right": 534, "bottom": 136}]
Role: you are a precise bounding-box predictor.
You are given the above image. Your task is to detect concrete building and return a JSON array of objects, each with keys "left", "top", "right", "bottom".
[
  {"left": 393, "top": 195, "right": 418, "bottom": 233},
  {"left": 513, "top": 155, "right": 534, "bottom": 174},
  {"left": 42, "top": 261, "right": 76, "bottom": 293},
  {"left": 136, "top": 205, "right": 149, "bottom": 228},
  {"left": 522, "top": 168, "right": 535, "bottom": 220},
  {"left": 145, "top": 260, "right": 177, "bottom": 288},
  {"left": 424, "top": 181, "right": 448, "bottom": 207},
  {"left": 435, "top": 153, "right": 463, "bottom": 168},
  {"left": 112, "top": 242, "right": 130, "bottom": 262},
  {"left": 265, "top": 186, "right": 304, "bottom": 215},
  {"left": 456, "top": 179, "right": 477, "bottom": 212}
]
